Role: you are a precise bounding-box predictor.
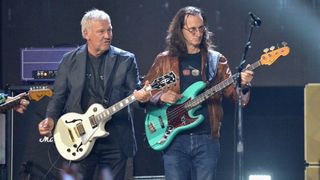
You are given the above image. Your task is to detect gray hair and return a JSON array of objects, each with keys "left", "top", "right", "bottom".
[{"left": 80, "top": 9, "right": 111, "bottom": 38}]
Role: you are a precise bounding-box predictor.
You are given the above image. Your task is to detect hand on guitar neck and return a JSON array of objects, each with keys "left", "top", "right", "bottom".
[
  {"left": 0, "top": 93, "right": 30, "bottom": 114},
  {"left": 0, "top": 87, "right": 52, "bottom": 114},
  {"left": 240, "top": 64, "right": 254, "bottom": 87},
  {"left": 133, "top": 80, "right": 152, "bottom": 103},
  {"left": 8, "top": 94, "right": 30, "bottom": 114}
]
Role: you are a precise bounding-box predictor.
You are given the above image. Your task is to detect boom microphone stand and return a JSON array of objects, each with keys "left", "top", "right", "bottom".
[{"left": 234, "top": 12, "right": 261, "bottom": 180}]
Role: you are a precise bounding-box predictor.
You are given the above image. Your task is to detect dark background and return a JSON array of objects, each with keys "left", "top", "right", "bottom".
[
  {"left": 1, "top": 0, "right": 320, "bottom": 87},
  {"left": 1, "top": 0, "right": 318, "bottom": 179}
]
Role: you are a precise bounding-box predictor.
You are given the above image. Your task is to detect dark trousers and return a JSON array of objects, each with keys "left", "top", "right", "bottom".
[{"left": 71, "top": 139, "right": 128, "bottom": 180}]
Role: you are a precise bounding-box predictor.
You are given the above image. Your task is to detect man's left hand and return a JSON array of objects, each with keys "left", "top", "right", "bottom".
[
  {"left": 241, "top": 64, "right": 254, "bottom": 86},
  {"left": 6, "top": 94, "right": 30, "bottom": 114},
  {"left": 134, "top": 81, "right": 152, "bottom": 103}
]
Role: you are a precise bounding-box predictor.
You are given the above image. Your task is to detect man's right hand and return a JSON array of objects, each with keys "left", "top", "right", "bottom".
[
  {"left": 38, "top": 117, "right": 55, "bottom": 137},
  {"left": 160, "top": 90, "right": 182, "bottom": 104}
]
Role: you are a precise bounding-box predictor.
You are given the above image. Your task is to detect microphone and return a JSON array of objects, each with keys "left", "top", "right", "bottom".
[{"left": 248, "top": 12, "right": 262, "bottom": 27}]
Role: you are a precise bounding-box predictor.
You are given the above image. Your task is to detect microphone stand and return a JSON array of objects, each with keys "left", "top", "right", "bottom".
[{"left": 234, "top": 19, "right": 258, "bottom": 180}]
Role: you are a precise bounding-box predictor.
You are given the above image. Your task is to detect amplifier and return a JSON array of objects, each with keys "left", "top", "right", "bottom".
[{"left": 21, "top": 47, "right": 76, "bottom": 82}]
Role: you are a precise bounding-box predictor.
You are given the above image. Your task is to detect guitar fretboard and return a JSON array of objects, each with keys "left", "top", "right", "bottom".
[
  {"left": 0, "top": 93, "right": 28, "bottom": 112},
  {"left": 185, "top": 60, "right": 261, "bottom": 110},
  {"left": 86, "top": 71, "right": 177, "bottom": 128},
  {"left": 95, "top": 95, "right": 137, "bottom": 123}
]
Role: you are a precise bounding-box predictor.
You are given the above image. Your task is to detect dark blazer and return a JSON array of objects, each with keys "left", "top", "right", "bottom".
[{"left": 46, "top": 44, "right": 141, "bottom": 156}]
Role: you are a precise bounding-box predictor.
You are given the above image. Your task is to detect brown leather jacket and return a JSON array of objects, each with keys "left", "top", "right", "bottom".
[{"left": 144, "top": 50, "right": 250, "bottom": 138}]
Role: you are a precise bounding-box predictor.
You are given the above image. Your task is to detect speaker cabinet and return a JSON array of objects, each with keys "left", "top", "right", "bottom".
[
  {"left": 8, "top": 87, "right": 64, "bottom": 180},
  {"left": 304, "top": 83, "right": 320, "bottom": 164},
  {"left": 305, "top": 167, "right": 320, "bottom": 180}
]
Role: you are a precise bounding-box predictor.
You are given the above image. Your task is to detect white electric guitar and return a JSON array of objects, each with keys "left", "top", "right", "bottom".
[{"left": 53, "top": 72, "right": 176, "bottom": 161}]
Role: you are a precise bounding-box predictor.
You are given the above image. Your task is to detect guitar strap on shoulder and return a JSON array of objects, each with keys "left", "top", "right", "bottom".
[
  {"left": 206, "top": 50, "right": 220, "bottom": 84},
  {"left": 103, "top": 55, "right": 119, "bottom": 108}
]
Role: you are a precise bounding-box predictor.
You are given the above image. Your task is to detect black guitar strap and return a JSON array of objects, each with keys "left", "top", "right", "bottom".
[{"left": 103, "top": 55, "right": 119, "bottom": 108}]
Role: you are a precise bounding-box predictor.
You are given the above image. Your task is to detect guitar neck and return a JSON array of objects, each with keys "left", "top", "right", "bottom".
[
  {"left": 185, "top": 60, "right": 261, "bottom": 109},
  {"left": 95, "top": 94, "right": 137, "bottom": 123},
  {"left": 0, "top": 93, "right": 28, "bottom": 112}
]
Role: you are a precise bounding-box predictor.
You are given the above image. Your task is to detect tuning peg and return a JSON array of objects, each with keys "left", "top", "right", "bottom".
[
  {"left": 269, "top": 46, "right": 275, "bottom": 51},
  {"left": 281, "top": 42, "right": 288, "bottom": 46},
  {"left": 263, "top": 48, "right": 269, "bottom": 53}
]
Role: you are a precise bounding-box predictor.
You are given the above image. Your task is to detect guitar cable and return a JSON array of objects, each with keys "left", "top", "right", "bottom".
[{"left": 40, "top": 140, "right": 63, "bottom": 180}]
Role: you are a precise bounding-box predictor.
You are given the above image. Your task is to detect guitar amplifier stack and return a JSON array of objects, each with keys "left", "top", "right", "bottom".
[{"left": 21, "top": 47, "right": 76, "bottom": 82}]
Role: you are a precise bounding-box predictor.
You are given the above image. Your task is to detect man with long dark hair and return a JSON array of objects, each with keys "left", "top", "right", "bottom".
[{"left": 144, "top": 6, "right": 254, "bottom": 179}]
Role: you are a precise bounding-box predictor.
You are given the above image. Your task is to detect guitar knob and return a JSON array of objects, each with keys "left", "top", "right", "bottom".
[
  {"left": 263, "top": 48, "right": 269, "bottom": 53},
  {"left": 269, "top": 46, "right": 275, "bottom": 51},
  {"left": 281, "top": 41, "right": 288, "bottom": 46}
]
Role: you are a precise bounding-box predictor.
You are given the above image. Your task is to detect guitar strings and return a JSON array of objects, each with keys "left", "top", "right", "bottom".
[{"left": 159, "top": 77, "right": 234, "bottom": 126}]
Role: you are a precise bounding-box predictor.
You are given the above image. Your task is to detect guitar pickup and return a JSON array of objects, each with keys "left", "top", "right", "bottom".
[
  {"left": 76, "top": 123, "right": 86, "bottom": 136},
  {"left": 158, "top": 116, "right": 165, "bottom": 128},
  {"left": 89, "top": 115, "right": 98, "bottom": 128}
]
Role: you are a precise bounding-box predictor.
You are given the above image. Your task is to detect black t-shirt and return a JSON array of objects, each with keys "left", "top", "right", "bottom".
[
  {"left": 81, "top": 50, "right": 121, "bottom": 148},
  {"left": 179, "top": 52, "right": 211, "bottom": 135},
  {"left": 81, "top": 52, "right": 107, "bottom": 112}
]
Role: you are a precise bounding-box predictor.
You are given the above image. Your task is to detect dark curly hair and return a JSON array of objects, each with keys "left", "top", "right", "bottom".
[{"left": 165, "top": 6, "right": 215, "bottom": 57}]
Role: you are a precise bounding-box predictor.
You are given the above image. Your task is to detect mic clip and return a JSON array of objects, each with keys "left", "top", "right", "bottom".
[{"left": 248, "top": 12, "right": 262, "bottom": 27}]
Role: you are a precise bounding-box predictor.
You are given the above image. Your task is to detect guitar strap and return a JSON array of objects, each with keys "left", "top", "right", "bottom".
[
  {"left": 103, "top": 55, "right": 119, "bottom": 108},
  {"left": 205, "top": 50, "right": 220, "bottom": 83}
]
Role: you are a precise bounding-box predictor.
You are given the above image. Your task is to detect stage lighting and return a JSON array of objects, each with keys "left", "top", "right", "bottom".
[{"left": 249, "top": 174, "right": 271, "bottom": 180}]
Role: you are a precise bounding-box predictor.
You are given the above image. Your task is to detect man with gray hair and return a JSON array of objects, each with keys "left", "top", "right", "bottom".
[{"left": 38, "top": 9, "right": 150, "bottom": 179}]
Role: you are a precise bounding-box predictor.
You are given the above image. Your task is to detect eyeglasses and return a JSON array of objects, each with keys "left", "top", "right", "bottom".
[{"left": 183, "top": 26, "right": 206, "bottom": 35}]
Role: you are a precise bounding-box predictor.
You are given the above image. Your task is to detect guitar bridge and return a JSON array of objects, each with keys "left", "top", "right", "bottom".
[
  {"left": 148, "top": 123, "right": 156, "bottom": 134},
  {"left": 73, "top": 127, "right": 80, "bottom": 138},
  {"left": 68, "top": 128, "right": 75, "bottom": 142}
]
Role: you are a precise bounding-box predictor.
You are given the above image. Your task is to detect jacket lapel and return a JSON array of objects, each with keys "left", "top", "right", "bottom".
[
  {"left": 70, "top": 45, "right": 87, "bottom": 112},
  {"left": 75, "top": 45, "right": 87, "bottom": 91},
  {"left": 103, "top": 46, "right": 118, "bottom": 88}
]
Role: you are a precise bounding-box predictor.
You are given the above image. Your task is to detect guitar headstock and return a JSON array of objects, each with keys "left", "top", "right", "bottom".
[
  {"left": 260, "top": 42, "right": 290, "bottom": 66},
  {"left": 150, "top": 71, "right": 176, "bottom": 90},
  {"left": 28, "top": 87, "right": 53, "bottom": 101}
]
